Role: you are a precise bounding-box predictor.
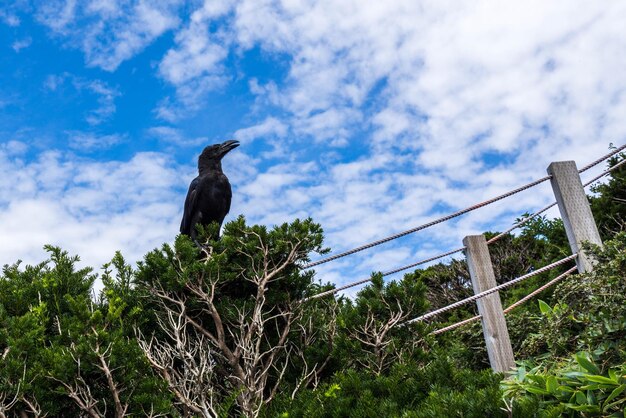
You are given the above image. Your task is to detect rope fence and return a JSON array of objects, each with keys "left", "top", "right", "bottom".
[
  {"left": 430, "top": 265, "right": 578, "bottom": 335},
  {"left": 303, "top": 246, "right": 466, "bottom": 301},
  {"left": 302, "top": 145, "right": 624, "bottom": 372},
  {"left": 302, "top": 174, "right": 552, "bottom": 269},
  {"left": 303, "top": 145, "right": 626, "bottom": 301},
  {"left": 304, "top": 144, "right": 626, "bottom": 270},
  {"left": 406, "top": 253, "right": 578, "bottom": 324},
  {"left": 488, "top": 152, "right": 626, "bottom": 245}
]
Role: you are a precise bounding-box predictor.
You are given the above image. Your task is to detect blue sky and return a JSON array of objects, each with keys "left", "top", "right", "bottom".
[{"left": 1, "top": 1, "right": 625, "bottom": 294}]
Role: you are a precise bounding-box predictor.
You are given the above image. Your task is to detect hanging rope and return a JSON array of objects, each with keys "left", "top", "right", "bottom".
[
  {"left": 582, "top": 155, "right": 626, "bottom": 186},
  {"left": 486, "top": 202, "right": 557, "bottom": 245},
  {"left": 502, "top": 265, "right": 578, "bottom": 314}
]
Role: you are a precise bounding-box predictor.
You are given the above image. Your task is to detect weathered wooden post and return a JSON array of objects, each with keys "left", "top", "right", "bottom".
[
  {"left": 547, "top": 161, "right": 603, "bottom": 273},
  {"left": 464, "top": 235, "right": 515, "bottom": 373}
]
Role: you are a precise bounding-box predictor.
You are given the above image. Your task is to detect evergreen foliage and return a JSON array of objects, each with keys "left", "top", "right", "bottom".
[{"left": 0, "top": 247, "right": 172, "bottom": 417}]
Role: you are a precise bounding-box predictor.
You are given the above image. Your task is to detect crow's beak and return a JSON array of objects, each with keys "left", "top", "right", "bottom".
[{"left": 220, "top": 139, "right": 240, "bottom": 156}]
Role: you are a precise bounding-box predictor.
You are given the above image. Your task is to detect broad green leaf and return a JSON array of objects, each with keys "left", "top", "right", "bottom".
[
  {"left": 538, "top": 300, "right": 552, "bottom": 315},
  {"left": 528, "top": 375, "right": 547, "bottom": 386},
  {"left": 565, "top": 404, "right": 601, "bottom": 413},
  {"left": 546, "top": 376, "right": 558, "bottom": 393},
  {"left": 586, "top": 375, "right": 619, "bottom": 385},
  {"left": 563, "top": 371, "right": 586, "bottom": 379},
  {"left": 526, "top": 386, "right": 551, "bottom": 395},
  {"left": 575, "top": 390, "right": 587, "bottom": 405},
  {"left": 580, "top": 384, "right": 603, "bottom": 391},
  {"left": 576, "top": 352, "right": 601, "bottom": 375}
]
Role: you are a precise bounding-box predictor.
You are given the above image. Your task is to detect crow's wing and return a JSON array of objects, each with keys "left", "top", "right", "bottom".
[
  {"left": 180, "top": 177, "right": 200, "bottom": 235},
  {"left": 221, "top": 183, "right": 232, "bottom": 224}
]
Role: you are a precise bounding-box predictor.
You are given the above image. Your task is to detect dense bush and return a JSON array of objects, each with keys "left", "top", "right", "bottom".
[
  {"left": 504, "top": 233, "right": 626, "bottom": 417},
  {"left": 265, "top": 356, "right": 505, "bottom": 418},
  {"left": 0, "top": 247, "right": 172, "bottom": 416}
]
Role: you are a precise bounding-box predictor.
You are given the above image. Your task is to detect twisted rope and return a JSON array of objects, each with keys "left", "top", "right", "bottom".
[
  {"left": 429, "top": 314, "right": 481, "bottom": 335},
  {"left": 486, "top": 149, "right": 626, "bottom": 245},
  {"left": 486, "top": 202, "right": 557, "bottom": 244},
  {"left": 502, "top": 266, "right": 578, "bottom": 314},
  {"left": 577, "top": 143, "right": 626, "bottom": 173},
  {"left": 303, "top": 175, "right": 552, "bottom": 269},
  {"left": 381, "top": 247, "right": 465, "bottom": 277},
  {"left": 430, "top": 265, "right": 578, "bottom": 335},
  {"left": 304, "top": 144, "right": 625, "bottom": 300},
  {"left": 582, "top": 155, "right": 626, "bottom": 187},
  {"left": 304, "top": 144, "right": 626, "bottom": 270},
  {"left": 303, "top": 246, "right": 466, "bottom": 301},
  {"left": 406, "top": 254, "right": 577, "bottom": 324}
]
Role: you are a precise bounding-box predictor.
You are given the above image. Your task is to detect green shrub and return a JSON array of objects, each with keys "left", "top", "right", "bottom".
[
  {"left": 266, "top": 357, "right": 506, "bottom": 418},
  {"left": 502, "top": 352, "right": 626, "bottom": 417}
]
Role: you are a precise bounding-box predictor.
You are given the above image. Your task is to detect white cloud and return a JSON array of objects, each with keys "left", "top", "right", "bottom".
[
  {"left": 155, "top": 0, "right": 234, "bottom": 121},
  {"left": 11, "top": 37, "right": 32, "bottom": 52},
  {"left": 36, "top": 0, "right": 182, "bottom": 71},
  {"left": 148, "top": 126, "right": 208, "bottom": 147},
  {"left": 216, "top": 1, "right": 625, "bottom": 255},
  {"left": 44, "top": 73, "right": 120, "bottom": 125},
  {"left": 0, "top": 148, "right": 186, "bottom": 274},
  {"left": 66, "top": 131, "right": 125, "bottom": 151},
  {"left": 81, "top": 80, "right": 120, "bottom": 125},
  {"left": 0, "top": 10, "right": 21, "bottom": 27},
  {"left": 0, "top": 140, "right": 28, "bottom": 155},
  {"left": 234, "top": 117, "right": 287, "bottom": 143}
]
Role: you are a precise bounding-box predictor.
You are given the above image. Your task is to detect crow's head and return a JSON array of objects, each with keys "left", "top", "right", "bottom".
[
  {"left": 199, "top": 140, "right": 240, "bottom": 161},
  {"left": 198, "top": 140, "right": 240, "bottom": 172}
]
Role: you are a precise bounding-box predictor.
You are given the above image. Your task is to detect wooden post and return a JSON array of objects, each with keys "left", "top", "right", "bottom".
[
  {"left": 463, "top": 235, "right": 515, "bottom": 373},
  {"left": 547, "top": 161, "right": 603, "bottom": 273}
]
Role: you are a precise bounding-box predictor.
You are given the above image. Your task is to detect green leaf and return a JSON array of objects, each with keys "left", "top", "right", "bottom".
[
  {"left": 546, "top": 376, "right": 558, "bottom": 393},
  {"left": 575, "top": 390, "right": 587, "bottom": 405},
  {"left": 576, "top": 352, "right": 601, "bottom": 375},
  {"left": 526, "top": 386, "right": 551, "bottom": 395},
  {"left": 603, "top": 384, "right": 626, "bottom": 411},
  {"left": 563, "top": 371, "right": 587, "bottom": 379},
  {"left": 538, "top": 300, "right": 552, "bottom": 315},
  {"left": 586, "top": 375, "right": 619, "bottom": 386},
  {"left": 564, "top": 404, "right": 602, "bottom": 413},
  {"left": 580, "top": 384, "right": 603, "bottom": 391},
  {"left": 527, "top": 375, "right": 547, "bottom": 386}
]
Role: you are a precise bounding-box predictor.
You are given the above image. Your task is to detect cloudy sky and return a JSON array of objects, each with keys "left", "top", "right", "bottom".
[{"left": 1, "top": 0, "right": 625, "bottom": 294}]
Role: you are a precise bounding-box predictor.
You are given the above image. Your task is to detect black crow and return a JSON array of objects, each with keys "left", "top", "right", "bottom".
[{"left": 180, "top": 139, "right": 240, "bottom": 241}]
